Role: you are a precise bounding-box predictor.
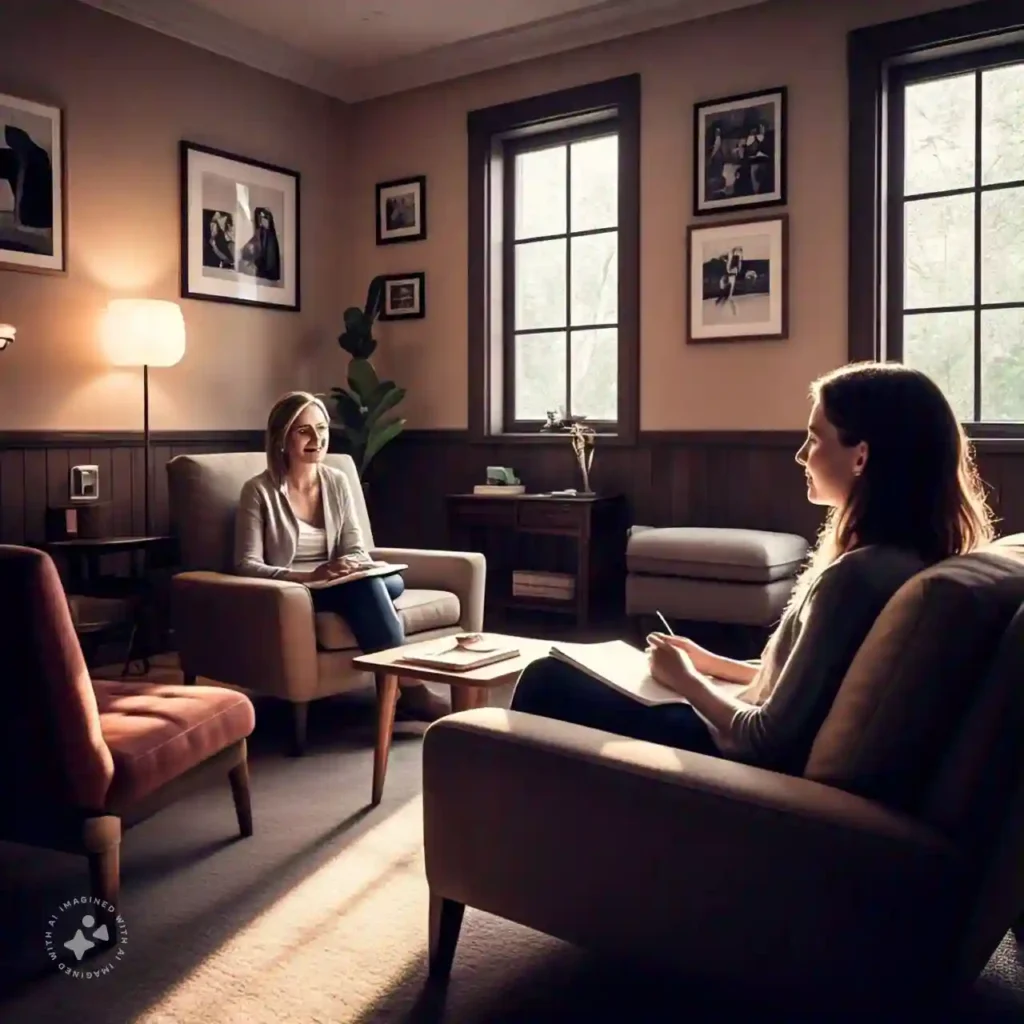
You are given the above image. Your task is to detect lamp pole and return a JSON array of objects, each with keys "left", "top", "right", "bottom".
[{"left": 143, "top": 362, "right": 150, "bottom": 535}]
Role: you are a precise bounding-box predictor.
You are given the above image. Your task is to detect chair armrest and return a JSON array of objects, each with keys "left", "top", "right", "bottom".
[
  {"left": 423, "top": 709, "right": 962, "bottom": 994},
  {"left": 171, "top": 571, "right": 319, "bottom": 701},
  {"left": 371, "top": 547, "right": 486, "bottom": 632}
]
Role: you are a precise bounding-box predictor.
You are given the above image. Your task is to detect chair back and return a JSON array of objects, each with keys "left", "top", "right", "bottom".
[
  {"left": 0, "top": 546, "right": 113, "bottom": 811},
  {"left": 166, "top": 451, "right": 373, "bottom": 572}
]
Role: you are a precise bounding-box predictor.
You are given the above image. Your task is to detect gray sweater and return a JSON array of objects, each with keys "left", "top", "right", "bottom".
[
  {"left": 722, "top": 545, "right": 926, "bottom": 772},
  {"left": 233, "top": 466, "right": 369, "bottom": 578}
]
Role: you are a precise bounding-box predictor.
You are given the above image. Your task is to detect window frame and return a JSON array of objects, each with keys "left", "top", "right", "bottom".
[
  {"left": 848, "top": 0, "right": 1024, "bottom": 442},
  {"left": 467, "top": 75, "right": 640, "bottom": 445}
]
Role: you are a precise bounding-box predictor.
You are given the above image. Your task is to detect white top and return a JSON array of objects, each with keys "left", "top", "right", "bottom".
[{"left": 294, "top": 518, "right": 328, "bottom": 565}]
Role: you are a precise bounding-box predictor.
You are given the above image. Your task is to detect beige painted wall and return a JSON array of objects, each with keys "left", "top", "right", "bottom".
[
  {"left": 340, "top": 0, "right": 972, "bottom": 431},
  {"left": 0, "top": 0, "right": 347, "bottom": 431}
]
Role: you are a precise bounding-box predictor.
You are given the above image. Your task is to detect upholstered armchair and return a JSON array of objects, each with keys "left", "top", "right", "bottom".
[
  {"left": 0, "top": 545, "right": 255, "bottom": 906},
  {"left": 423, "top": 535, "right": 1024, "bottom": 1011},
  {"left": 167, "top": 452, "right": 486, "bottom": 754}
]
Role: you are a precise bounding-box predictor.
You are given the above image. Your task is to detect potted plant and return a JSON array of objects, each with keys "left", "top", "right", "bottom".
[{"left": 327, "top": 276, "right": 407, "bottom": 489}]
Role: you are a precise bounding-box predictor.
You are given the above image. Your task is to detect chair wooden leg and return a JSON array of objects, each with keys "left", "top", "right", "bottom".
[
  {"left": 372, "top": 673, "right": 399, "bottom": 806},
  {"left": 88, "top": 843, "right": 121, "bottom": 907},
  {"left": 290, "top": 701, "right": 309, "bottom": 757},
  {"left": 428, "top": 892, "right": 465, "bottom": 980},
  {"left": 228, "top": 755, "right": 254, "bottom": 837}
]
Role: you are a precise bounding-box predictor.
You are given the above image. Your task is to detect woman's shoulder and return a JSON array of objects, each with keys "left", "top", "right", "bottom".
[
  {"left": 814, "top": 545, "right": 927, "bottom": 598},
  {"left": 240, "top": 468, "right": 275, "bottom": 500},
  {"left": 320, "top": 464, "right": 357, "bottom": 494}
]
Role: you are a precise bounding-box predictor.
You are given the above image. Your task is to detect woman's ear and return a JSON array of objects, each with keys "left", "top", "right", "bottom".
[{"left": 852, "top": 441, "right": 869, "bottom": 477}]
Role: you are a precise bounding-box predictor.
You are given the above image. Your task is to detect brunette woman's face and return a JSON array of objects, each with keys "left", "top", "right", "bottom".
[
  {"left": 286, "top": 404, "right": 329, "bottom": 469},
  {"left": 794, "top": 398, "right": 867, "bottom": 507}
]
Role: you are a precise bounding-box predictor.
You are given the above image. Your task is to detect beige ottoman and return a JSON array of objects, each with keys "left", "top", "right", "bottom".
[{"left": 625, "top": 526, "right": 809, "bottom": 628}]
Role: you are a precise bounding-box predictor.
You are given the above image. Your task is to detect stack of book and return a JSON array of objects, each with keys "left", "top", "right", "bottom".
[{"left": 512, "top": 570, "right": 575, "bottom": 602}]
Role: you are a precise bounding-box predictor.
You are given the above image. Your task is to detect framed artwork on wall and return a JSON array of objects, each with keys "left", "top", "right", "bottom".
[
  {"left": 379, "top": 272, "right": 425, "bottom": 320},
  {"left": 686, "top": 215, "right": 788, "bottom": 344},
  {"left": 0, "top": 91, "right": 65, "bottom": 273},
  {"left": 375, "top": 175, "right": 426, "bottom": 245},
  {"left": 694, "top": 86, "right": 786, "bottom": 216},
  {"left": 180, "top": 141, "right": 300, "bottom": 311}
]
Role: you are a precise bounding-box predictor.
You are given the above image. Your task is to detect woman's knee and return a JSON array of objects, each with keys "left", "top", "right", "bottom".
[{"left": 510, "top": 656, "right": 578, "bottom": 713}]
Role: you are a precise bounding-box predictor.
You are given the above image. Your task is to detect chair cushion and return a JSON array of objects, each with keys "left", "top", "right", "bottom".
[
  {"left": 96, "top": 681, "right": 255, "bottom": 808},
  {"left": 626, "top": 526, "right": 809, "bottom": 583},
  {"left": 315, "top": 588, "right": 461, "bottom": 651},
  {"left": 804, "top": 536, "right": 1024, "bottom": 811}
]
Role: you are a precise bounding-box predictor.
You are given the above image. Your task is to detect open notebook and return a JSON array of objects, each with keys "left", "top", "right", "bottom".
[
  {"left": 549, "top": 640, "right": 690, "bottom": 706},
  {"left": 305, "top": 563, "right": 408, "bottom": 590}
]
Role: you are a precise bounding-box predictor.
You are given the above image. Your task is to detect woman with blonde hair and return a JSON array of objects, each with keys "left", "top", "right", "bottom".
[
  {"left": 234, "top": 391, "right": 447, "bottom": 723},
  {"left": 511, "top": 362, "right": 995, "bottom": 774}
]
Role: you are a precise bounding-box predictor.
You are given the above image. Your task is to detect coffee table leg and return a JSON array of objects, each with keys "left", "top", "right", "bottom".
[
  {"left": 450, "top": 685, "right": 487, "bottom": 713},
  {"left": 372, "top": 672, "right": 399, "bottom": 806}
]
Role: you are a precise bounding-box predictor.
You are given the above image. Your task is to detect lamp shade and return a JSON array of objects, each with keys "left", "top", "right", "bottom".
[{"left": 101, "top": 299, "right": 186, "bottom": 367}]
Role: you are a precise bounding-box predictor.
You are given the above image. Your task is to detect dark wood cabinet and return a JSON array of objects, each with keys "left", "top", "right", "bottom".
[{"left": 447, "top": 493, "right": 629, "bottom": 628}]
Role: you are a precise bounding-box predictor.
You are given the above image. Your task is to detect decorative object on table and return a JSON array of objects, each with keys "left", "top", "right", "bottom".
[
  {"left": 0, "top": 323, "right": 15, "bottom": 351},
  {"left": 0, "top": 91, "right": 64, "bottom": 273},
  {"left": 686, "top": 215, "right": 788, "bottom": 344},
  {"left": 45, "top": 501, "right": 113, "bottom": 541},
  {"left": 694, "top": 86, "right": 786, "bottom": 216},
  {"left": 327, "top": 276, "right": 407, "bottom": 481},
  {"left": 70, "top": 464, "right": 100, "bottom": 501},
  {"left": 542, "top": 410, "right": 597, "bottom": 496},
  {"left": 180, "top": 141, "right": 299, "bottom": 310},
  {"left": 379, "top": 272, "right": 425, "bottom": 320},
  {"left": 101, "top": 298, "right": 187, "bottom": 533},
  {"left": 375, "top": 175, "right": 426, "bottom": 245},
  {"left": 473, "top": 466, "right": 524, "bottom": 496}
]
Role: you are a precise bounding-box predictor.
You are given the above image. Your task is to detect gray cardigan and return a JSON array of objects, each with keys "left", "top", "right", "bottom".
[{"left": 234, "top": 466, "right": 369, "bottom": 579}]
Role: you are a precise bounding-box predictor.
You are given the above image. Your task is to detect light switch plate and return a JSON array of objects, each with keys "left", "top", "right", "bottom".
[{"left": 70, "top": 464, "right": 100, "bottom": 502}]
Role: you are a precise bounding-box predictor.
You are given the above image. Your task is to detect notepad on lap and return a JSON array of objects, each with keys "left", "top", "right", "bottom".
[
  {"left": 305, "top": 562, "right": 408, "bottom": 589},
  {"left": 549, "top": 640, "right": 689, "bottom": 706}
]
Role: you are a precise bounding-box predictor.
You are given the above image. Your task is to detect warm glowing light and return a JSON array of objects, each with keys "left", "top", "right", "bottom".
[
  {"left": 101, "top": 299, "right": 186, "bottom": 367},
  {"left": 0, "top": 323, "right": 15, "bottom": 352}
]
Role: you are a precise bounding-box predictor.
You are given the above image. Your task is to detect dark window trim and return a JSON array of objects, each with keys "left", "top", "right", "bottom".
[
  {"left": 848, "top": 0, "right": 1024, "bottom": 442},
  {"left": 467, "top": 74, "right": 640, "bottom": 446}
]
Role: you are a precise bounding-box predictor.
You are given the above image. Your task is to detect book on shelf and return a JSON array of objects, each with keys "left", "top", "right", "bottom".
[
  {"left": 397, "top": 636, "right": 521, "bottom": 672},
  {"left": 548, "top": 640, "right": 689, "bottom": 706},
  {"left": 473, "top": 484, "right": 525, "bottom": 496},
  {"left": 305, "top": 562, "right": 408, "bottom": 590}
]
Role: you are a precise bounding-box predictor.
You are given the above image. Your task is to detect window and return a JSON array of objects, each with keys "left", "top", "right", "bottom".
[
  {"left": 889, "top": 48, "right": 1024, "bottom": 424},
  {"left": 467, "top": 76, "right": 640, "bottom": 441}
]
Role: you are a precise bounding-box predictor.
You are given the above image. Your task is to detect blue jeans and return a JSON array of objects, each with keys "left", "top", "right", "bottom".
[
  {"left": 310, "top": 573, "right": 405, "bottom": 653},
  {"left": 510, "top": 656, "right": 720, "bottom": 756}
]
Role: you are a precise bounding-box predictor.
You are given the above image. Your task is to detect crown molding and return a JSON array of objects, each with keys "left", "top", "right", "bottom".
[{"left": 76, "top": 0, "right": 767, "bottom": 103}]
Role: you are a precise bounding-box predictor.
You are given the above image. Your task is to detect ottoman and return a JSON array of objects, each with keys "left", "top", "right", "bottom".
[{"left": 625, "top": 526, "right": 810, "bottom": 628}]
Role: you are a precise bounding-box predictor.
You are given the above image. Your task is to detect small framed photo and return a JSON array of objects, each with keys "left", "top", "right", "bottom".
[
  {"left": 687, "top": 215, "right": 788, "bottom": 344},
  {"left": 694, "top": 87, "right": 786, "bottom": 216},
  {"left": 380, "top": 272, "right": 425, "bottom": 320},
  {"left": 0, "top": 91, "right": 65, "bottom": 273},
  {"left": 180, "top": 141, "right": 300, "bottom": 310},
  {"left": 376, "top": 175, "right": 426, "bottom": 245}
]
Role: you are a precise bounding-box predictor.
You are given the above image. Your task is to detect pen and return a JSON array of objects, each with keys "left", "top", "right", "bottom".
[{"left": 655, "top": 610, "right": 675, "bottom": 636}]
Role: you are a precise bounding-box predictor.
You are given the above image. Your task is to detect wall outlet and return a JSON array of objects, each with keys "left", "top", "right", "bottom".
[{"left": 70, "top": 464, "right": 100, "bottom": 502}]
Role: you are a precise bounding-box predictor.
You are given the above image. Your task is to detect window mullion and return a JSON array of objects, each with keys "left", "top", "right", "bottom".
[
  {"left": 564, "top": 143, "right": 572, "bottom": 420},
  {"left": 973, "top": 68, "right": 983, "bottom": 423}
]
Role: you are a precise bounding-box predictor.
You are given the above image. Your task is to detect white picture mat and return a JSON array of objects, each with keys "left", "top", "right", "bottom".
[
  {"left": 378, "top": 181, "right": 421, "bottom": 239},
  {"left": 185, "top": 148, "right": 297, "bottom": 307}
]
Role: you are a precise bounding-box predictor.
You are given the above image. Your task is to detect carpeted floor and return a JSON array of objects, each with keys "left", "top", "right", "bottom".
[{"left": 4, "top": 657, "right": 1024, "bottom": 1023}]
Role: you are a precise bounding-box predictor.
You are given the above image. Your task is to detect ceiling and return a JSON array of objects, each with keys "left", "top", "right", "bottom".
[{"left": 77, "top": 0, "right": 770, "bottom": 102}]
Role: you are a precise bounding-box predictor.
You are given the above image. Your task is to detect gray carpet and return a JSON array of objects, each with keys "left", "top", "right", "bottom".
[{"left": 3, "top": 676, "right": 1024, "bottom": 1023}]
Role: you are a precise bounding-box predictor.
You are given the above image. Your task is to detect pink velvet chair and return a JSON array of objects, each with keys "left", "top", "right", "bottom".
[{"left": 0, "top": 545, "right": 256, "bottom": 905}]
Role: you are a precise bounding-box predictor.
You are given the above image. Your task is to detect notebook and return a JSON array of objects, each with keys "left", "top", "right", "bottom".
[
  {"left": 305, "top": 562, "right": 408, "bottom": 590},
  {"left": 549, "top": 640, "right": 689, "bottom": 706},
  {"left": 397, "top": 637, "right": 521, "bottom": 673}
]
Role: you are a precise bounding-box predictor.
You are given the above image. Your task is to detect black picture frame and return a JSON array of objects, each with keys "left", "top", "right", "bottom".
[
  {"left": 375, "top": 175, "right": 427, "bottom": 245},
  {"left": 379, "top": 272, "right": 426, "bottom": 320},
  {"left": 693, "top": 86, "right": 787, "bottom": 216},
  {"left": 180, "top": 140, "right": 301, "bottom": 311}
]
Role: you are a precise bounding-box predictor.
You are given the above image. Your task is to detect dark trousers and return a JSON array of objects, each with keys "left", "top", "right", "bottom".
[
  {"left": 510, "top": 656, "right": 720, "bottom": 756},
  {"left": 310, "top": 573, "right": 405, "bottom": 653}
]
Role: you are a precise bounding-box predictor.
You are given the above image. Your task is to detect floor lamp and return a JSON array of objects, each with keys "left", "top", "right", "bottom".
[{"left": 101, "top": 299, "right": 186, "bottom": 534}]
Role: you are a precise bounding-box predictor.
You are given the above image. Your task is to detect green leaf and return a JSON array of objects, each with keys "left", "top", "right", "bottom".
[
  {"left": 366, "top": 385, "right": 406, "bottom": 429},
  {"left": 362, "top": 417, "right": 406, "bottom": 472},
  {"left": 348, "top": 358, "right": 380, "bottom": 402},
  {"left": 343, "top": 307, "right": 365, "bottom": 333},
  {"left": 332, "top": 389, "right": 365, "bottom": 430}
]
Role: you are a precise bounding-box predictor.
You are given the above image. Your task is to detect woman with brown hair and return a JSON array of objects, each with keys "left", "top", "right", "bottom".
[{"left": 511, "top": 362, "right": 995, "bottom": 773}]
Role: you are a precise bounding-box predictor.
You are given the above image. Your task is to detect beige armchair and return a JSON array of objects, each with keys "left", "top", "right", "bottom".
[
  {"left": 167, "top": 452, "right": 485, "bottom": 754},
  {"left": 423, "top": 535, "right": 1024, "bottom": 1011}
]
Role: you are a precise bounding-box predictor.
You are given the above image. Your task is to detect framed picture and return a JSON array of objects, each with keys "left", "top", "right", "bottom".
[
  {"left": 687, "top": 215, "right": 788, "bottom": 344},
  {"left": 694, "top": 87, "right": 786, "bottom": 215},
  {"left": 180, "top": 141, "right": 300, "bottom": 310},
  {"left": 380, "top": 272, "right": 425, "bottom": 320},
  {"left": 0, "top": 92, "right": 64, "bottom": 273},
  {"left": 376, "top": 175, "right": 426, "bottom": 245}
]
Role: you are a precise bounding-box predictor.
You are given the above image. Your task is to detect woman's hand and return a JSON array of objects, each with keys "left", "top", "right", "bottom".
[
  {"left": 654, "top": 634, "right": 716, "bottom": 675},
  {"left": 647, "top": 633, "right": 702, "bottom": 699},
  {"left": 327, "top": 554, "right": 368, "bottom": 575},
  {"left": 308, "top": 562, "right": 342, "bottom": 583}
]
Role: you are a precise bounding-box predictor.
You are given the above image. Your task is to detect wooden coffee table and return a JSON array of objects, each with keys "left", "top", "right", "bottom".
[{"left": 353, "top": 633, "right": 550, "bottom": 805}]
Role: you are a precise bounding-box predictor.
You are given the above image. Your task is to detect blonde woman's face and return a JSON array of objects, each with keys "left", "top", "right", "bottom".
[{"left": 286, "top": 403, "right": 329, "bottom": 470}]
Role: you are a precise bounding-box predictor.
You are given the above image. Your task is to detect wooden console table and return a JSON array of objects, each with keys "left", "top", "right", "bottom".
[{"left": 447, "top": 493, "right": 628, "bottom": 628}]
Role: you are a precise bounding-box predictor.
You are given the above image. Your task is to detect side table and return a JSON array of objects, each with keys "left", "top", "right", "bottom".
[{"left": 45, "top": 535, "right": 177, "bottom": 675}]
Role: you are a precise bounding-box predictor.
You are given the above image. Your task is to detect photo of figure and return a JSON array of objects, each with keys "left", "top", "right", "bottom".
[
  {"left": 202, "top": 210, "right": 234, "bottom": 269},
  {"left": 376, "top": 175, "right": 427, "bottom": 245}
]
